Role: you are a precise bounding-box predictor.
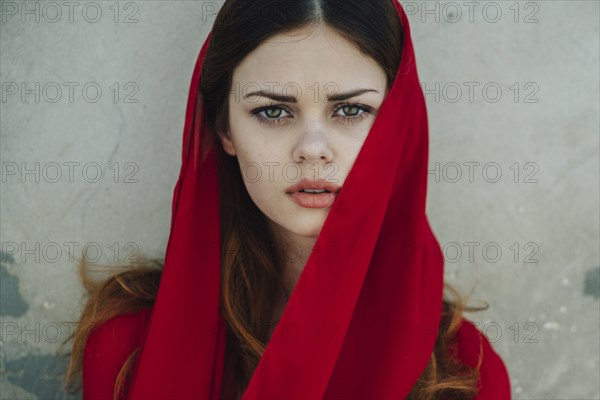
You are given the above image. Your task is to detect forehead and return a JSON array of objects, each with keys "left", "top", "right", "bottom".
[{"left": 231, "top": 24, "right": 386, "bottom": 95}]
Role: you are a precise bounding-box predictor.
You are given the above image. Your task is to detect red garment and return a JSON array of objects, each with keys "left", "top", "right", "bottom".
[
  {"left": 83, "top": 1, "right": 511, "bottom": 398},
  {"left": 82, "top": 311, "right": 511, "bottom": 399}
]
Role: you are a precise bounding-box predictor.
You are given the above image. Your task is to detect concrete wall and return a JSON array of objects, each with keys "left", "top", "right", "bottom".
[{"left": 1, "top": 1, "right": 598, "bottom": 398}]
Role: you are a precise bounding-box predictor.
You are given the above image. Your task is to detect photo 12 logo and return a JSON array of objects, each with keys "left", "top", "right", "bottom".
[
  {"left": 2, "top": 82, "right": 140, "bottom": 104},
  {"left": 401, "top": 1, "right": 540, "bottom": 24},
  {"left": 420, "top": 81, "right": 540, "bottom": 104},
  {"left": 1, "top": 1, "right": 140, "bottom": 24},
  {"left": 1, "top": 162, "right": 140, "bottom": 184},
  {"left": 1, "top": 241, "right": 140, "bottom": 264}
]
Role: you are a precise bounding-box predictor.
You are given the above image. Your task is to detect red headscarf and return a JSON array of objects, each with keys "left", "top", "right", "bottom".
[{"left": 117, "top": 1, "right": 511, "bottom": 399}]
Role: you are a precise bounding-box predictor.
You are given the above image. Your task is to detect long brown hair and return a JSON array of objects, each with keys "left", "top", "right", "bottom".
[{"left": 63, "top": 1, "right": 489, "bottom": 399}]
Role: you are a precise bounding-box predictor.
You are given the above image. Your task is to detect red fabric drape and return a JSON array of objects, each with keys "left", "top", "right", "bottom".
[{"left": 82, "top": 1, "right": 511, "bottom": 399}]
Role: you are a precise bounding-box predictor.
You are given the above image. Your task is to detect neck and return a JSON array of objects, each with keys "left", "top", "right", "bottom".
[{"left": 267, "top": 221, "right": 318, "bottom": 329}]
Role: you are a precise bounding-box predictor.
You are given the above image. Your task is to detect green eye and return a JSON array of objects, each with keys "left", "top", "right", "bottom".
[
  {"left": 334, "top": 103, "right": 373, "bottom": 125},
  {"left": 250, "top": 105, "right": 292, "bottom": 127},
  {"left": 264, "top": 108, "right": 283, "bottom": 118},
  {"left": 340, "top": 105, "right": 361, "bottom": 116}
]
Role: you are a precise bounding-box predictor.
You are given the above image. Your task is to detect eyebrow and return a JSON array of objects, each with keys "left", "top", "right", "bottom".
[{"left": 243, "top": 88, "right": 379, "bottom": 103}]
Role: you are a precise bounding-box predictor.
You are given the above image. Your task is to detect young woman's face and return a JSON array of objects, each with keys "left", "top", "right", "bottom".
[{"left": 220, "top": 23, "right": 388, "bottom": 243}]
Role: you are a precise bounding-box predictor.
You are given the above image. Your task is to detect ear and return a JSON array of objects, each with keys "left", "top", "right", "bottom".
[{"left": 218, "top": 131, "right": 237, "bottom": 156}]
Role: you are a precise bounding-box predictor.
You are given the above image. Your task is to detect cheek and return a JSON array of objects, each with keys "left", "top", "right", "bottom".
[
  {"left": 243, "top": 175, "right": 290, "bottom": 228},
  {"left": 330, "top": 137, "right": 368, "bottom": 177},
  {"left": 348, "top": 141, "right": 366, "bottom": 167},
  {"left": 228, "top": 124, "right": 279, "bottom": 163},
  {"left": 235, "top": 149, "right": 284, "bottom": 201},
  {"left": 234, "top": 143, "right": 281, "bottom": 177},
  {"left": 230, "top": 132, "right": 289, "bottom": 175}
]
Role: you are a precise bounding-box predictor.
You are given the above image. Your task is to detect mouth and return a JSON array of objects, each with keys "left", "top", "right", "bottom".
[
  {"left": 285, "top": 178, "right": 342, "bottom": 208},
  {"left": 285, "top": 178, "right": 342, "bottom": 195},
  {"left": 287, "top": 190, "right": 338, "bottom": 209},
  {"left": 297, "top": 189, "right": 331, "bottom": 194}
]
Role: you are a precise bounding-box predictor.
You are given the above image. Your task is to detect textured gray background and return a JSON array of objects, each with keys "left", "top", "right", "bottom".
[{"left": 1, "top": 1, "right": 599, "bottom": 399}]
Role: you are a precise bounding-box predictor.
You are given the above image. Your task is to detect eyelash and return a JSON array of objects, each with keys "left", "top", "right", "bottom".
[{"left": 250, "top": 101, "right": 373, "bottom": 128}]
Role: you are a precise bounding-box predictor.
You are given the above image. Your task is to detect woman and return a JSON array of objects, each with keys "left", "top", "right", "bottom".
[{"left": 64, "top": 0, "right": 511, "bottom": 399}]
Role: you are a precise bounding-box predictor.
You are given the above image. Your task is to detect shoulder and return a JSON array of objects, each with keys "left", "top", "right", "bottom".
[
  {"left": 454, "top": 318, "right": 512, "bottom": 400},
  {"left": 82, "top": 308, "right": 152, "bottom": 399},
  {"left": 84, "top": 308, "right": 152, "bottom": 362}
]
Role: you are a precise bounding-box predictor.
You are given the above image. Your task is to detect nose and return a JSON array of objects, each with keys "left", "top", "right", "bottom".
[{"left": 292, "top": 122, "right": 334, "bottom": 164}]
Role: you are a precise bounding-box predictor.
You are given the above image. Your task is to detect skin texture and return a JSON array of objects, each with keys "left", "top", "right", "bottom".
[{"left": 219, "top": 23, "right": 388, "bottom": 313}]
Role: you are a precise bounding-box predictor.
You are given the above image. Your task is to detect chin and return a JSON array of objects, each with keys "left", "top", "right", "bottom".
[
  {"left": 259, "top": 201, "right": 330, "bottom": 240},
  {"left": 290, "top": 225, "right": 322, "bottom": 239},
  {"left": 285, "top": 214, "right": 328, "bottom": 238}
]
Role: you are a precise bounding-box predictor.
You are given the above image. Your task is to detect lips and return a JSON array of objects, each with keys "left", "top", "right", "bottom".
[
  {"left": 288, "top": 191, "right": 337, "bottom": 208},
  {"left": 285, "top": 178, "right": 342, "bottom": 194},
  {"left": 285, "top": 178, "right": 342, "bottom": 209}
]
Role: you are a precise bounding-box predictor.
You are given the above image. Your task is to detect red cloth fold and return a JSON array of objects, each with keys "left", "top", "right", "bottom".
[
  {"left": 82, "top": 1, "right": 511, "bottom": 398},
  {"left": 82, "top": 311, "right": 511, "bottom": 399}
]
